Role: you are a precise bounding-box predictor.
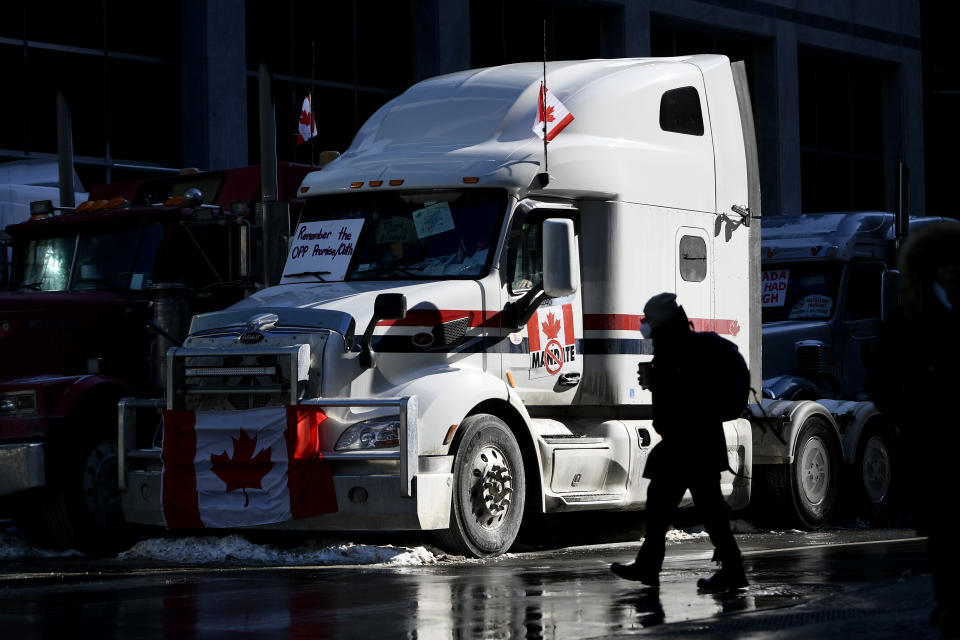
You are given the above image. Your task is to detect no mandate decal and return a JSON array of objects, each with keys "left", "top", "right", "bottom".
[{"left": 527, "top": 303, "right": 576, "bottom": 380}]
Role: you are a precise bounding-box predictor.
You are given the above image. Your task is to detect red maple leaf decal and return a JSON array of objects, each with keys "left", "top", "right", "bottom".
[
  {"left": 210, "top": 429, "right": 274, "bottom": 508},
  {"left": 543, "top": 105, "right": 555, "bottom": 123},
  {"left": 541, "top": 311, "right": 562, "bottom": 339}
]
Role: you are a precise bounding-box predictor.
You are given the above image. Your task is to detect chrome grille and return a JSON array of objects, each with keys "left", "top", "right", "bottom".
[
  {"left": 167, "top": 344, "right": 310, "bottom": 411},
  {"left": 795, "top": 341, "right": 830, "bottom": 377}
]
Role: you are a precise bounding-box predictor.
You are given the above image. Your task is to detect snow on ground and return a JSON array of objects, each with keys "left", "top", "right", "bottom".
[
  {"left": 665, "top": 527, "right": 711, "bottom": 542},
  {"left": 117, "top": 534, "right": 457, "bottom": 566},
  {"left": 0, "top": 529, "right": 83, "bottom": 560}
]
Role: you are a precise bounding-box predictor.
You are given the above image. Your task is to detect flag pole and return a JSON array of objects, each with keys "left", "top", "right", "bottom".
[
  {"left": 542, "top": 18, "right": 548, "bottom": 177},
  {"left": 310, "top": 40, "right": 316, "bottom": 169}
]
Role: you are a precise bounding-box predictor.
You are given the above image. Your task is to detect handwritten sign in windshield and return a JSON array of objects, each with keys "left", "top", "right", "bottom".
[
  {"left": 761, "top": 269, "right": 789, "bottom": 307},
  {"left": 282, "top": 219, "right": 365, "bottom": 281}
]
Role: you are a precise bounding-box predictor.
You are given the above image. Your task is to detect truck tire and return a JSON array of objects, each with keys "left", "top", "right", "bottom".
[
  {"left": 12, "top": 439, "right": 127, "bottom": 554},
  {"left": 436, "top": 413, "right": 526, "bottom": 558},
  {"left": 852, "top": 427, "right": 894, "bottom": 520},
  {"left": 769, "top": 416, "right": 840, "bottom": 529}
]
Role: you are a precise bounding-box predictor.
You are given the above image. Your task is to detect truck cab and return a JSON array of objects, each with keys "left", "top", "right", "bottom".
[
  {"left": 761, "top": 213, "right": 955, "bottom": 401},
  {"left": 0, "top": 163, "right": 309, "bottom": 550},
  {"left": 119, "top": 55, "right": 761, "bottom": 557}
]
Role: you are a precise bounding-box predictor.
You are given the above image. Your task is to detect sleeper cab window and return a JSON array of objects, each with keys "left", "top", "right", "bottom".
[
  {"left": 659, "top": 86, "right": 704, "bottom": 136},
  {"left": 679, "top": 235, "right": 707, "bottom": 282}
]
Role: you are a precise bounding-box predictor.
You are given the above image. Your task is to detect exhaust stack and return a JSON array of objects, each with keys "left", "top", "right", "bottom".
[
  {"left": 56, "top": 92, "right": 75, "bottom": 209},
  {"left": 257, "top": 63, "right": 289, "bottom": 287}
]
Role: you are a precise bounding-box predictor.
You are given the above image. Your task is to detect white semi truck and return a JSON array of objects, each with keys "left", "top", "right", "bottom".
[{"left": 118, "top": 55, "right": 861, "bottom": 556}]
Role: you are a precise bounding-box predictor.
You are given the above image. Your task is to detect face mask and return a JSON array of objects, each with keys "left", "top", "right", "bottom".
[{"left": 640, "top": 322, "right": 653, "bottom": 339}]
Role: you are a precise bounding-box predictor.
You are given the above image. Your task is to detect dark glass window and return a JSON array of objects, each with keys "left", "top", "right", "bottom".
[
  {"left": 660, "top": 87, "right": 704, "bottom": 136},
  {"left": 506, "top": 209, "right": 579, "bottom": 294},
  {"left": 679, "top": 235, "right": 707, "bottom": 282},
  {"left": 843, "top": 262, "right": 884, "bottom": 321},
  {"left": 799, "top": 49, "right": 886, "bottom": 212}
]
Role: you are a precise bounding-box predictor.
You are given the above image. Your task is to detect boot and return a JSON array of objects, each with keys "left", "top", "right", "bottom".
[
  {"left": 611, "top": 561, "right": 660, "bottom": 587},
  {"left": 696, "top": 555, "right": 748, "bottom": 592}
]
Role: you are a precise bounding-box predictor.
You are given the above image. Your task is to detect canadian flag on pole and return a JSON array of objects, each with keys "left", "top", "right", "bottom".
[
  {"left": 296, "top": 95, "right": 317, "bottom": 146},
  {"left": 532, "top": 83, "right": 574, "bottom": 142},
  {"left": 161, "top": 406, "right": 337, "bottom": 528}
]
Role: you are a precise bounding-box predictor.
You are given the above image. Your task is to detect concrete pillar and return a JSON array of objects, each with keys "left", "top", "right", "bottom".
[
  {"left": 898, "top": 49, "right": 925, "bottom": 215},
  {"left": 624, "top": 0, "right": 650, "bottom": 57},
  {"left": 774, "top": 26, "right": 802, "bottom": 215},
  {"left": 180, "top": 0, "right": 249, "bottom": 171},
  {"left": 413, "top": 0, "right": 471, "bottom": 79}
]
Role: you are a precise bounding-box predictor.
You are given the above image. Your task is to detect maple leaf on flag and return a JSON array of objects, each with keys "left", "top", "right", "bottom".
[
  {"left": 532, "top": 83, "right": 574, "bottom": 142},
  {"left": 541, "top": 311, "right": 562, "bottom": 340},
  {"left": 210, "top": 429, "right": 274, "bottom": 507}
]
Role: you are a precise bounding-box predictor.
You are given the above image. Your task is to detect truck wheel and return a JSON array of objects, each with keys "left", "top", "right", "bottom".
[
  {"left": 769, "top": 417, "right": 840, "bottom": 529},
  {"left": 853, "top": 428, "right": 894, "bottom": 519},
  {"left": 13, "top": 439, "right": 127, "bottom": 554},
  {"left": 436, "top": 414, "right": 526, "bottom": 558}
]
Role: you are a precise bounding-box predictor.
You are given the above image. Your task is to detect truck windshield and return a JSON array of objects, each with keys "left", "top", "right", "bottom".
[
  {"left": 16, "top": 224, "right": 163, "bottom": 292},
  {"left": 296, "top": 189, "right": 507, "bottom": 280},
  {"left": 761, "top": 261, "right": 843, "bottom": 322}
]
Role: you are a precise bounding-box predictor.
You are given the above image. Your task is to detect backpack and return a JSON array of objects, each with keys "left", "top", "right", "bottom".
[{"left": 694, "top": 331, "right": 751, "bottom": 422}]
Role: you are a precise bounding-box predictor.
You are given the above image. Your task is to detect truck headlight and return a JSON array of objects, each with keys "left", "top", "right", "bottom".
[
  {"left": 335, "top": 418, "right": 400, "bottom": 451},
  {"left": 0, "top": 390, "right": 38, "bottom": 415}
]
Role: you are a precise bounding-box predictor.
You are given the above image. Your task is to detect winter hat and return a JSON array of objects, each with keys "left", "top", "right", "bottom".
[{"left": 643, "top": 292, "right": 681, "bottom": 324}]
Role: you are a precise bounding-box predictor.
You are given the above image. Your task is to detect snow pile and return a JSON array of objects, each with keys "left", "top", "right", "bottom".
[
  {"left": 0, "top": 530, "right": 83, "bottom": 559},
  {"left": 117, "top": 534, "right": 444, "bottom": 566},
  {"left": 665, "top": 527, "right": 710, "bottom": 542}
]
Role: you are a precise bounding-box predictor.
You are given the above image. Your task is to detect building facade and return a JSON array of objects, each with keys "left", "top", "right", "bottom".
[{"left": 0, "top": 0, "right": 933, "bottom": 217}]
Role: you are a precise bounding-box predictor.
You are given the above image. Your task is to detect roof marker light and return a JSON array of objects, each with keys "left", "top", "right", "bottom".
[
  {"left": 389, "top": 179, "right": 404, "bottom": 186},
  {"left": 163, "top": 196, "right": 185, "bottom": 207},
  {"left": 105, "top": 197, "right": 129, "bottom": 210},
  {"left": 350, "top": 181, "right": 363, "bottom": 188},
  {"left": 462, "top": 177, "right": 479, "bottom": 184},
  {"left": 369, "top": 180, "right": 383, "bottom": 187},
  {"left": 300, "top": 186, "right": 309, "bottom": 194},
  {"left": 88, "top": 200, "right": 110, "bottom": 211},
  {"left": 75, "top": 200, "right": 96, "bottom": 213}
]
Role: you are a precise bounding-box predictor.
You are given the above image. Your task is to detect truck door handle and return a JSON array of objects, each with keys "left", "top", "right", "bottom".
[
  {"left": 558, "top": 373, "right": 581, "bottom": 387},
  {"left": 637, "top": 428, "right": 652, "bottom": 447}
]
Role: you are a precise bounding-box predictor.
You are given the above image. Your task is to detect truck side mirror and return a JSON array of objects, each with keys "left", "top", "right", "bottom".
[
  {"left": 881, "top": 269, "right": 901, "bottom": 323},
  {"left": 359, "top": 293, "right": 407, "bottom": 369},
  {"left": 542, "top": 218, "right": 579, "bottom": 298}
]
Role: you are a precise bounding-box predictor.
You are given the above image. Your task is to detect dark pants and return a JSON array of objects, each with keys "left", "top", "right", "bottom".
[{"left": 636, "top": 471, "right": 741, "bottom": 572}]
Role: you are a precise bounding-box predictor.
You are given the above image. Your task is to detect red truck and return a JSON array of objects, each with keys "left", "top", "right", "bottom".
[{"left": 0, "top": 163, "right": 310, "bottom": 551}]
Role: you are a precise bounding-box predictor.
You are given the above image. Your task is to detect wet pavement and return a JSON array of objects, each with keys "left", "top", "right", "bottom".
[{"left": 0, "top": 528, "right": 936, "bottom": 639}]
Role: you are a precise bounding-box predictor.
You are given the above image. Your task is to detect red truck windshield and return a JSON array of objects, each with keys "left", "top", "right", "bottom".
[
  {"left": 296, "top": 189, "right": 507, "bottom": 281},
  {"left": 16, "top": 224, "right": 162, "bottom": 292}
]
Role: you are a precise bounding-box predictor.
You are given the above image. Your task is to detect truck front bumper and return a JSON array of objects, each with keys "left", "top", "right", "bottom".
[
  {"left": 119, "top": 395, "right": 455, "bottom": 532},
  {"left": 0, "top": 443, "right": 45, "bottom": 497},
  {"left": 122, "top": 458, "right": 454, "bottom": 531}
]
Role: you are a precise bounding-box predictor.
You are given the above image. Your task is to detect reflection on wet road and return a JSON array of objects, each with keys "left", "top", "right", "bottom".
[{"left": 0, "top": 530, "right": 930, "bottom": 639}]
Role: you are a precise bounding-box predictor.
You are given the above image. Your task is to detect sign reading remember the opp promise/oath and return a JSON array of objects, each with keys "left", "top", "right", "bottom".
[{"left": 282, "top": 219, "right": 365, "bottom": 281}]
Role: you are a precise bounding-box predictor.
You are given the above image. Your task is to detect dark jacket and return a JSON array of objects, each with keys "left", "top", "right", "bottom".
[{"left": 643, "top": 308, "right": 730, "bottom": 480}]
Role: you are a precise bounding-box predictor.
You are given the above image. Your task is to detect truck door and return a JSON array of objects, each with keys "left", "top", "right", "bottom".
[
  {"left": 838, "top": 260, "right": 884, "bottom": 399},
  {"left": 674, "top": 227, "right": 712, "bottom": 326},
  {"left": 502, "top": 204, "right": 583, "bottom": 405}
]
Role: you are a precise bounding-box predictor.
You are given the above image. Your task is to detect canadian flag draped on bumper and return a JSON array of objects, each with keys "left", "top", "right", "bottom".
[
  {"left": 161, "top": 406, "right": 337, "bottom": 528},
  {"left": 532, "top": 83, "right": 574, "bottom": 142}
]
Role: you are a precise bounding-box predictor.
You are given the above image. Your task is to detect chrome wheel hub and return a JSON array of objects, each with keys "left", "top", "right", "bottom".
[
  {"left": 799, "top": 436, "right": 829, "bottom": 506},
  {"left": 470, "top": 444, "right": 513, "bottom": 530}
]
